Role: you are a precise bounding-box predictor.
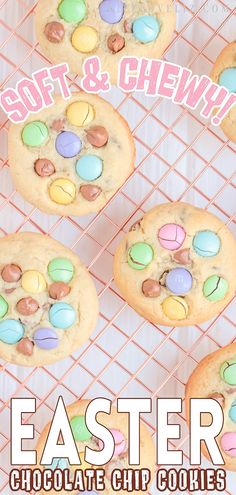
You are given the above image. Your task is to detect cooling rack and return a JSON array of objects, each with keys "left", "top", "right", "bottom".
[{"left": 0, "top": 0, "right": 235, "bottom": 494}]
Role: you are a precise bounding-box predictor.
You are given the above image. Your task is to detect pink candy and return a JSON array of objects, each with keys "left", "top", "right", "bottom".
[
  {"left": 158, "top": 223, "right": 186, "bottom": 251},
  {"left": 221, "top": 432, "right": 236, "bottom": 457},
  {"left": 99, "top": 429, "right": 126, "bottom": 457}
]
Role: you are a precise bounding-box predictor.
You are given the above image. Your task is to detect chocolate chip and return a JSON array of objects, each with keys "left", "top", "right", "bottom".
[
  {"left": 49, "top": 282, "right": 71, "bottom": 300},
  {"left": 5, "top": 288, "right": 16, "bottom": 294},
  {"left": 124, "top": 20, "right": 132, "bottom": 33},
  {"left": 16, "top": 297, "right": 39, "bottom": 316},
  {"left": 80, "top": 185, "right": 102, "bottom": 202},
  {"left": 16, "top": 338, "right": 34, "bottom": 356},
  {"left": 1, "top": 264, "right": 22, "bottom": 282},
  {"left": 159, "top": 271, "right": 169, "bottom": 286},
  {"left": 34, "top": 159, "right": 55, "bottom": 177},
  {"left": 107, "top": 33, "right": 125, "bottom": 53},
  {"left": 51, "top": 119, "right": 66, "bottom": 132},
  {"left": 142, "top": 279, "right": 161, "bottom": 298},
  {"left": 173, "top": 248, "right": 191, "bottom": 265},
  {"left": 86, "top": 126, "right": 109, "bottom": 148},
  {"left": 44, "top": 22, "right": 65, "bottom": 43}
]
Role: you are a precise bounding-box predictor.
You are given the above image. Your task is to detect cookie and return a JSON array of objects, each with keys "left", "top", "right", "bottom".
[
  {"left": 211, "top": 42, "right": 236, "bottom": 142},
  {"left": 186, "top": 343, "right": 236, "bottom": 471},
  {"left": 0, "top": 233, "right": 98, "bottom": 366},
  {"left": 36, "top": 399, "right": 155, "bottom": 495},
  {"left": 113, "top": 202, "right": 236, "bottom": 327},
  {"left": 8, "top": 93, "right": 135, "bottom": 216},
  {"left": 35, "top": 0, "right": 175, "bottom": 84}
]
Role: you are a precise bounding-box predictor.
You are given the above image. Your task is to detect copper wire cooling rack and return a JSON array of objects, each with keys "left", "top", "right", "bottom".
[{"left": 0, "top": 0, "right": 236, "bottom": 494}]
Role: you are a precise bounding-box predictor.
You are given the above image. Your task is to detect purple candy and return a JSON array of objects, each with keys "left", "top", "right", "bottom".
[
  {"left": 99, "top": 0, "right": 124, "bottom": 24},
  {"left": 33, "top": 327, "right": 59, "bottom": 350},
  {"left": 166, "top": 268, "right": 193, "bottom": 295},
  {"left": 56, "top": 131, "right": 82, "bottom": 158}
]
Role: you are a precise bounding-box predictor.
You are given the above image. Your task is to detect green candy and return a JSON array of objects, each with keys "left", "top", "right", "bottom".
[
  {"left": 22, "top": 121, "right": 49, "bottom": 147},
  {"left": 70, "top": 415, "right": 92, "bottom": 442},
  {"left": 128, "top": 242, "right": 154, "bottom": 270},
  {"left": 48, "top": 258, "right": 74, "bottom": 283},
  {"left": 58, "top": 0, "right": 86, "bottom": 23},
  {"left": 203, "top": 275, "right": 228, "bottom": 301},
  {"left": 220, "top": 360, "right": 236, "bottom": 385},
  {"left": 0, "top": 296, "right": 8, "bottom": 319}
]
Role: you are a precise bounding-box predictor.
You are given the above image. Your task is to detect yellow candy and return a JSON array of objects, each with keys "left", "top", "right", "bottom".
[
  {"left": 162, "top": 296, "right": 189, "bottom": 321},
  {"left": 72, "top": 26, "right": 98, "bottom": 54},
  {"left": 49, "top": 179, "right": 76, "bottom": 205},
  {"left": 67, "top": 101, "right": 95, "bottom": 127},
  {"left": 22, "top": 270, "right": 47, "bottom": 294}
]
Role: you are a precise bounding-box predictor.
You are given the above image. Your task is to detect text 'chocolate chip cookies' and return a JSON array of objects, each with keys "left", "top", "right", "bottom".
[
  {"left": 36, "top": 400, "right": 155, "bottom": 495},
  {"left": 186, "top": 344, "right": 236, "bottom": 471},
  {"left": 0, "top": 233, "right": 98, "bottom": 366},
  {"left": 211, "top": 42, "right": 236, "bottom": 143},
  {"left": 35, "top": 0, "right": 175, "bottom": 83},
  {"left": 114, "top": 202, "right": 236, "bottom": 327},
  {"left": 8, "top": 93, "right": 135, "bottom": 216}
]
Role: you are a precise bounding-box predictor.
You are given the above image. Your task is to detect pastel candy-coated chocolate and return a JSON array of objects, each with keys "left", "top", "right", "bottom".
[
  {"left": 0, "top": 319, "right": 24, "bottom": 344},
  {"left": 166, "top": 268, "right": 193, "bottom": 295},
  {"left": 49, "top": 302, "right": 76, "bottom": 329},
  {"left": 219, "top": 68, "right": 236, "bottom": 93},
  {"left": 58, "top": 0, "right": 86, "bottom": 23},
  {"left": 99, "top": 0, "right": 124, "bottom": 24},
  {"left": 193, "top": 230, "right": 221, "bottom": 257},
  {"left": 203, "top": 275, "right": 228, "bottom": 302},
  {"left": 22, "top": 121, "right": 49, "bottom": 147},
  {"left": 220, "top": 360, "right": 236, "bottom": 386},
  {"left": 72, "top": 26, "right": 99, "bottom": 53},
  {"left": 158, "top": 224, "right": 186, "bottom": 251},
  {"left": 221, "top": 432, "right": 236, "bottom": 457},
  {"left": 48, "top": 258, "right": 74, "bottom": 283},
  {"left": 55, "top": 131, "right": 82, "bottom": 158},
  {"left": 80, "top": 492, "right": 98, "bottom": 495},
  {"left": 33, "top": 327, "right": 59, "bottom": 350},
  {"left": 70, "top": 415, "right": 92, "bottom": 442},
  {"left": 0, "top": 295, "right": 8, "bottom": 318},
  {"left": 45, "top": 458, "right": 69, "bottom": 470},
  {"left": 229, "top": 400, "right": 236, "bottom": 423},
  {"left": 49, "top": 179, "right": 76, "bottom": 205},
  {"left": 162, "top": 296, "right": 189, "bottom": 320},
  {"left": 67, "top": 102, "right": 95, "bottom": 127},
  {"left": 76, "top": 155, "right": 103, "bottom": 181},
  {"left": 99, "top": 429, "right": 126, "bottom": 456},
  {"left": 128, "top": 242, "right": 154, "bottom": 270},
  {"left": 133, "top": 15, "right": 160, "bottom": 44},
  {"left": 21, "top": 270, "right": 47, "bottom": 294}
]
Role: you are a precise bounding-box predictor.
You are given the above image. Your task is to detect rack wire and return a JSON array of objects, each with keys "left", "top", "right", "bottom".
[{"left": 0, "top": 0, "right": 235, "bottom": 494}]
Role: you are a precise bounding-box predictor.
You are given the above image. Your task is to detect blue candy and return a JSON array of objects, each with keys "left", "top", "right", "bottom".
[
  {"left": 229, "top": 400, "right": 236, "bottom": 423},
  {"left": 132, "top": 15, "right": 160, "bottom": 44},
  {"left": 75, "top": 155, "right": 103, "bottom": 181},
  {"left": 49, "top": 302, "right": 76, "bottom": 329},
  {"left": 0, "top": 319, "right": 24, "bottom": 344},
  {"left": 219, "top": 68, "right": 236, "bottom": 93},
  {"left": 56, "top": 131, "right": 82, "bottom": 158},
  {"left": 45, "top": 458, "right": 69, "bottom": 470},
  {"left": 193, "top": 230, "right": 221, "bottom": 257}
]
